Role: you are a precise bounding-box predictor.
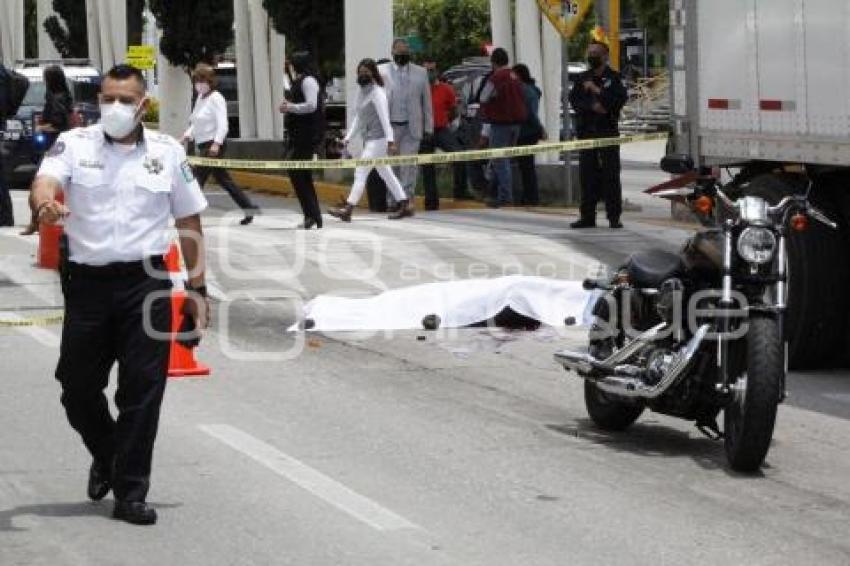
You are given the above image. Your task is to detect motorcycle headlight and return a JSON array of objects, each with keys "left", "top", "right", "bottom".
[{"left": 737, "top": 227, "right": 777, "bottom": 264}]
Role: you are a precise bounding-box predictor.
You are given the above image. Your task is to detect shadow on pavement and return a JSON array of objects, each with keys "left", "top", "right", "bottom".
[
  {"left": 0, "top": 501, "right": 182, "bottom": 531},
  {"left": 546, "top": 418, "right": 765, "bottom": 477}
]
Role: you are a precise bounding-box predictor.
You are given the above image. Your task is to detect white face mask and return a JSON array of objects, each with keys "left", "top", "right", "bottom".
[
  {"left": 99, "top": 100, "right": 143, "bottom": 139},
  {"left": 194, "top": 82, "right": 210, "bottom": 96}
]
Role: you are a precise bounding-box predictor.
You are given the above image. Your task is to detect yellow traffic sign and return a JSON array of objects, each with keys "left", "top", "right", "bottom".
[
  {"left": 127, "top": 45, "right": 155, "bottom": 58},
  {"left": 126, "top": 56, "right": 155, "bottom": 70},
  {"left": 537, "top": 0, "right": 595, "bottom": 39}
]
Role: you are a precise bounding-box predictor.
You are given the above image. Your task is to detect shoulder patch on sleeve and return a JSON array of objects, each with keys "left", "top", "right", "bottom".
[
  {"left": 180, "top": 160, "right": 195, "bottom": 183},
  {"left": 46, "top": 140, "right": 66, "bottom": 157}
]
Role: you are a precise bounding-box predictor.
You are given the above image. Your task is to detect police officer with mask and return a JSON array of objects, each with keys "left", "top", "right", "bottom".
[
  {"left": 569, "top": 40, "right": 628, "bottom": 229},
  {"left": 28, "top": 64, "right": 209, "bottom": 526}
]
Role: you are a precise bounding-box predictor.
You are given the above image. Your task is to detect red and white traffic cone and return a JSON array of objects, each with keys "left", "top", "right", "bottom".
[{"left": 164, "top": 242, "right": 210, "bottom": 379}]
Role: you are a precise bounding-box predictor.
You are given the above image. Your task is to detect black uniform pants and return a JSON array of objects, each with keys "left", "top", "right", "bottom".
[
  {"left": 194, "top": 141, "right": 257, "bottom": 212},
  {"left": 286, "top": 138, "right": 322, "bottom": 224},
  {"left": 56, "top": 264, "right": 172, "bottom": 502},
  {"left": 421, "top": 127, "right": 468, "bottom": 210},
  {"left": 578, "top": 145, "right": 622, "bottom": 222},
  {"left": 514, "top": 134, "right": 540, "bottom": 206}
]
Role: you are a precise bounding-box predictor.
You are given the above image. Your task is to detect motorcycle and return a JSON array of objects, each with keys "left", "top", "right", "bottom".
[{"left": 554, "top": 155, "right": 838, "bottom": 472}]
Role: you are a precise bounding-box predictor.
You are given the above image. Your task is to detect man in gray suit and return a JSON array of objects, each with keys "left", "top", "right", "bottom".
[{"left": 379, "top": 38, "right": 433, "bottom": 209}]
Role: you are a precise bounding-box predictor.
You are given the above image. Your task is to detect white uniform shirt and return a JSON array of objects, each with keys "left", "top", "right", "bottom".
[
  {"left": 183, "top": 90, "right": 229, "bottom": 144},
  {"left": 37, "top": 124, "right": 208, "bottom": 266}
]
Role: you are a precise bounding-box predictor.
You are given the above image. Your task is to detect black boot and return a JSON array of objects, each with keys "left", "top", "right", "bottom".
[
  {"left": 113, "top": 500, "right": 157, "bottom": 526},
  {"left": 388, "top": 200, "right": 413, "bottom": 220},
  {"left": 329, "top": 203, "right": 354, "bottom": 222},
  {"left": 87, "top": 460, "right": 111, "bottom": 501}
]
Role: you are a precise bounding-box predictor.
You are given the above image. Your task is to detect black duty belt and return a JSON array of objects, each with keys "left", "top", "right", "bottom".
[
  {"left": 68, "top": 256, "right": 166, "bottom": 279},
  {"left": 391, "top": 121, "right": 409, "bottom": 126}
]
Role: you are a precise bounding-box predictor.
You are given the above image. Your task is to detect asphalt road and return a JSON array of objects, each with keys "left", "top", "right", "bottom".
[{"left": 1, "top": 172, "right": 849, "bottom": 566}]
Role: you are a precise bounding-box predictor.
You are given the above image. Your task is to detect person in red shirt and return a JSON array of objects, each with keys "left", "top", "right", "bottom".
[{"left": 420, "top": 60, "right": 469, "bottom": 210}]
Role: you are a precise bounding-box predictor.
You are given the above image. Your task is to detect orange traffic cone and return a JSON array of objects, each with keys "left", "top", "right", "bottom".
[
  {"left": 164, "top": 242, "right": 210, "bottom": 379},
  {"left": 167, "top": 290, "right": 211, "bottom": 378},
  {"left": 37, "top": 191, "right": 64, "bottom": 270},
  {"left": 164, "top": 242, "right": 181, "bottom": 273}
]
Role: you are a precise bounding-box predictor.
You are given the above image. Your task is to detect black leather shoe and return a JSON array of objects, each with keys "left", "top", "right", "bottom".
[
  {"left": 297, "top": 217, "right": 320, "bottom": 230},
  {"left": 240, "top": 215, "right": 254, "bottom": 226},
  {"left": 113, "top": 500, "right": 157, "bottom": 525},
  {"left": 87, "top": 461, "right": 111, "bottom": 501},
  {"left": 609, "top": 220, "right": 624, "bottom": 229},
  {"left": 570, "top": 219, "right": 597, "bottom": 229}
]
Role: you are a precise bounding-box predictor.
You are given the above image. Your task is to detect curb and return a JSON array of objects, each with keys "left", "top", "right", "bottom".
[{"left": 229, "top": 171, "right": 487, "bottom": 211}]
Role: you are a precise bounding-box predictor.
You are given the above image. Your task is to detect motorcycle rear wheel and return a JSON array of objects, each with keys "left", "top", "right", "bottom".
[
  {"left": 584, "top": 381, "right": 645, "bottom": 431},
  {"left": 724, "top": 314, "right": 783, "bottom": 472}
]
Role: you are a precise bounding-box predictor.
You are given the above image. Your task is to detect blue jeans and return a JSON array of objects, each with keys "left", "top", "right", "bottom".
[{"left": 488, "top": 124, "right": 520, "bottom": 204}]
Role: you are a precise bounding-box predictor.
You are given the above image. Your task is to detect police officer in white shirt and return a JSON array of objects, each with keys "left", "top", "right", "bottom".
[{"left": 28, "top": 65, "right": 209, "bottom": 526}]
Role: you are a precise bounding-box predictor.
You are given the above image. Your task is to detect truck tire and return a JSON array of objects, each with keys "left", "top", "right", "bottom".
[
  {"left": 584, "top": 381, "right": 644, "bottom": 431},
  {"left": 724, "top": 314, "right": 782, "bottom": 472},
  {"left": 742, "top": 174, "right": 849, "bottom": 368}
]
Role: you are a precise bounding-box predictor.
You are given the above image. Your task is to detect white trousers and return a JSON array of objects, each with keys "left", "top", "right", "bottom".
[{"left": 347, "top": 138, "right": 407, "bottom": 206}]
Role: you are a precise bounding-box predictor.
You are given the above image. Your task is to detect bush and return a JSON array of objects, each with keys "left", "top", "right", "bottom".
[{"left": 143, "top": 97, "right": 160, "bottom": 125}]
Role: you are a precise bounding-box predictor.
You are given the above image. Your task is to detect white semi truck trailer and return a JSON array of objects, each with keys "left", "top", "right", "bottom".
[{"left": 668, "top": 0, "right": 850, "bottom": 367}]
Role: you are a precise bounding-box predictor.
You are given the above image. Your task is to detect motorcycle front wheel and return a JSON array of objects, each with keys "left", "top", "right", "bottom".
[
  {"left": 724, "top": 314, "right": 783, "bottom": 472},
  {"left": 584, "top": 381, "right": 645, "bottom": 431}
]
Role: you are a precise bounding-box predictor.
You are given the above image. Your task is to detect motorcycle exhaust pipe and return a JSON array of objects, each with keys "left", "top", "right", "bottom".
[
  {"left": 556, "top": 324, "right": 710, "bottom": 400},
  {"left": 554, "top": 322, "right": 669, "bottom": 377},
  {"left": 596, "top": 324, "right": 710, "bottom": 399}
]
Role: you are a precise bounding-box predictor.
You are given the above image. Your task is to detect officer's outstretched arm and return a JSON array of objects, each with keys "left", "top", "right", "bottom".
[{"left": 29, "top": 175, "right": 68, "bottom": 225}]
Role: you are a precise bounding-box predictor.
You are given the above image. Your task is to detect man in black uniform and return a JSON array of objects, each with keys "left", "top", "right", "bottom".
[
  {"left": 281, "top": 51, "right": 323, "bottom": 229},
  {"left": 568, "top": 41, "right": 628, "bottom": 229},
  {"left": 29, "top": 65, "right": 209, "bottom": 525}
]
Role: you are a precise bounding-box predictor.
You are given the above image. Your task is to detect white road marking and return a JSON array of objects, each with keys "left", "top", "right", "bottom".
[{"left": 199, "top": 424, "right": 421, "bottom": 532}]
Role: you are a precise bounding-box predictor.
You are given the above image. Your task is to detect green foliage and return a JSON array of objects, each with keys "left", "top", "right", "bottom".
[
  {"left": 262, "top": 0, "right": 345, "bottom": 79},
  {"left": 43, "top": 0, "right": 88, "bottom": 58},
  {"left": 143, "top": 97, "right": 160, "bottom": 124},
  {"left": 567, "top": 10, "right": 597, "bottom": 62},
  {"left": 627, "top": 0, "right": 670, "bottom": 48},
  {"left": 394, "top": 0, "right": 491, "bottom": 71},
  {"left": 149, "top": 0, "right": 234, "bottom": 71}
]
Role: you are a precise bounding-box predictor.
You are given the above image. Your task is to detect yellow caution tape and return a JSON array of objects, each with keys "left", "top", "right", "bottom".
[
  {"left": 0, "top": 313, "right": 64, "bottom": 328},
  {"left": 188, "top": 132, "right": 668, "bottom": 170}
]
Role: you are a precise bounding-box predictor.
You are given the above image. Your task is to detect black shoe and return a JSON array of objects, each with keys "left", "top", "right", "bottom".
[
  {"left": 113, "top": 500, "right": 158, "bottom": 525},
  {"left": 609, "top": 220, "right": 624, "bottom": 229},
  {"left": 485, "top": 199, "right": 501, "bottom": 209},
  {"left": 298, "top": 217, "right": 321, "bottom": 230},
  {"left": 87, "top": 461, "right": 111, "bottom": 501},
  {"left": 570, "top": 219, "right": 597, "bottom": 229},
  {"left": 240, "top": 215, "right": 254, "bottom": 226}
]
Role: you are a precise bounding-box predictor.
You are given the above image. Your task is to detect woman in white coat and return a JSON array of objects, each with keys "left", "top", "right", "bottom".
[{"left": 328, "top": 59, "right": 412, "bottom": 222}]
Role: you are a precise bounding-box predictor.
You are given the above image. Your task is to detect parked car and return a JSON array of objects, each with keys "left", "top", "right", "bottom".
[{"left": 0, "top": 59, "right": 101, "bottom": 190}]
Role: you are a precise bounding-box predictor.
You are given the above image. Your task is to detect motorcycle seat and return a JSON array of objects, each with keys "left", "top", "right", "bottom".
[{"left": 625, "top": 249, "right": 684, "bottom": 288}]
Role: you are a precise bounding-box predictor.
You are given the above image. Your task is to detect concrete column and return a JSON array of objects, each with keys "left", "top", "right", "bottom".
[
  {"left": 91, "top": 0, "right": 126, "bottom": 71},
  {"left": 489, "top": 0, "right": 513, "bottom": 60},
  {"left": 515, "top": 0, "right": 545, "bottom": 162},
  {"left": 156, "top": 30, "right": 190, "bottom": 139},
  {"left": 37, "top": 0, "right": 60, "bottom": 60},
  {"left": 0, "top": 0, "right": 25, "bottom": 67},
  {"left": 541, "top": 14, "right": 563, "bottom": 162},
  {"left": 269, "top": 30, "right": 286, "bottom": 140},
  {"left": 344, "top": 0, "right": 393, "bottom": 130},
  {"left": 234, "top": 0, "right": 256, "bottom": 138},
  {"left": 86, "top": 0, "right": 101, "bottom": 70},
  {"left": 248, "top": 0, "right": 274, "bottom": 139}
]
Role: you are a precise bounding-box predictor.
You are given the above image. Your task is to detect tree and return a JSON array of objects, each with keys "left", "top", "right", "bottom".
[
  {"left": 149, "top": 0, "right": 234, "bottom": 72},
  {"left": 127, "top": 0, "right": 146, "bottom": 47},
  {"left": 628, "top": 0, "right": 669, "bottom": 48},
  {"left": 394, "top": 0, "right": 490, "bottom": 71},
  {"left": 262, "top": 0, "right": 345, "bottom": 78},
  {"left": 43, "top": 0, "right": 88, "bottom": 58}
]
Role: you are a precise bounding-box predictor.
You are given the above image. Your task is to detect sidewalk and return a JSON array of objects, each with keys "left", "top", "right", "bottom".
[{"left": 620, "top": 138, "right": 666, "bottom": 170}]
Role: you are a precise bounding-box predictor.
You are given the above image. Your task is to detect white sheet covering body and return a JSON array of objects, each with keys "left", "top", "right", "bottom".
[{"left": 290, "top": 276, "right": 596, "bottom": 332}]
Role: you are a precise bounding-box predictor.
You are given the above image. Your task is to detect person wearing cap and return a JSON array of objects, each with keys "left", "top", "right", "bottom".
[{"left": 28, "top": 64, "right": 209, "bottom": 526}]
